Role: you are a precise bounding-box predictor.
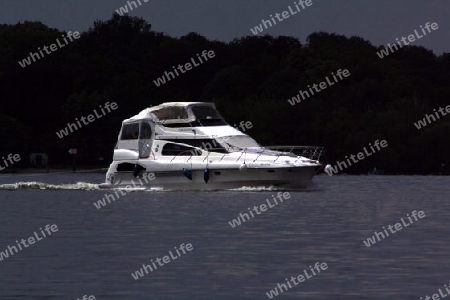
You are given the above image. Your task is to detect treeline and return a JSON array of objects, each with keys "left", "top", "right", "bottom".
[{"left": 0, "top": 14, "right": 449, "bottom": 174}]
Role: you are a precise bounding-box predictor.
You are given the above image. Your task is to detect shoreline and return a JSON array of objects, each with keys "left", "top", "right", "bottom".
[{"left": 0, "top": 167, "right": 108, "bottom": 174}]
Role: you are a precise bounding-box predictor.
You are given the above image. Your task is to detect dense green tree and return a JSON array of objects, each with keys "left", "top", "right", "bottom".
[
  {"left": 0, "top": 15, "right": 448, "bottom": 174},
  {"left": 0, "top": 113, "right": 27, "bottom": 157}
]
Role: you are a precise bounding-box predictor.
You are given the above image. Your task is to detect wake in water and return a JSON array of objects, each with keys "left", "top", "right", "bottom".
[
  {"left": 0, "top": 182, "right": 279, "bottom": 191},
  {"left": 0, "top": 182, "right": 101, "bottom": 191},
  {"left": 0, "top": 182, "right": 319, "bottom": 192},
  {"left": 227, "top": 185, "right": 280, "bottom": 191}
]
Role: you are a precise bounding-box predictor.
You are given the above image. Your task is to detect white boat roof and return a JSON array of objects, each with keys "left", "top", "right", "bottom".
[
  {"left": 127, "top": 102, "right": 216, "bottom": 122},
  {"left": 149, "top": 102, "right": 209, "bottom": 110}
]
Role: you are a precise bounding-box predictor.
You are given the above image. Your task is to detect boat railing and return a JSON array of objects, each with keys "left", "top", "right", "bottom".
[
  {"left": 166, "top": 143, "right": 324, "bottom": 164},
  {"left": 264, "top": 146, "right": 324, "bottom": 161},
  {"left": 167, "top": 145, "right": 230, "bottom": 161},
  {"left": 239, "top": 146, "right": 324, "bottom": 163},
  {"left": 169, "top": 148, "right": 202, "bottom": 162}
]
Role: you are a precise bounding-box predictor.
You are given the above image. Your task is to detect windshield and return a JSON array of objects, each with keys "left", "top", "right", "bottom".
[
  {"left": 191, "top": 105, "right": 227, "bottom": 126},
  {"left": 152, "top": 106, "right": 189, "bottom": 120},
  {"left": 217, "top": 136, "right": 261, "bottom": 152}
]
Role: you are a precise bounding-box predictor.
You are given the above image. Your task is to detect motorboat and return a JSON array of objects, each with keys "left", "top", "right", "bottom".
[{"left": 103, "top": 102, "right": 324, "bottom": 190}]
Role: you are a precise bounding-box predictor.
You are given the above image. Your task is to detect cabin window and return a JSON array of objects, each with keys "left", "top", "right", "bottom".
[
  {"left": 161, "top": 143, "right": 202, "bottom": 156},
  {"left": 117, "top": 163, "right": 145, "bottom": 172},
  {"left": 121, "top": 123, "right": 140, "bottom": 140},
  {"left": 139, "top": 122, "right": 153, "bottom": 139},
  {"left": 164, "top": 139, "right": 228, "bottom": 153}
]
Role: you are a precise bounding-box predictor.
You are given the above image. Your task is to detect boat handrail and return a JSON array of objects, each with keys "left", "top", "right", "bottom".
[
  {"left": 157, "top": 141, "right": 324, "bottom": 164},
  {"left": 264, "top": 145, "right": 324, "bottom": 160},
  {"left": 254, "top": 145, "right": 324, "bottom": 161},
  {"left": 164, "top": 141, "right": 228, "bottom": 162}
]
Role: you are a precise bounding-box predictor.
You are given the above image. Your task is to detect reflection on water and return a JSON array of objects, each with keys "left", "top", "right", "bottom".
[{"left": 1, "top": 174, "right": 449, "bottom": 299}]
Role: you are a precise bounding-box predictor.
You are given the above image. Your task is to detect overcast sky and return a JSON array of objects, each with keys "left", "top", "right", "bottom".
[{"left": 2, "top": 0, "right": 449, "bottom": 55}]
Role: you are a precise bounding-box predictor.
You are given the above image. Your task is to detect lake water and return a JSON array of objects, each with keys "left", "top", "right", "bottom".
[{"left": 0, "top": 173, "right": 449, "bottom": 299}]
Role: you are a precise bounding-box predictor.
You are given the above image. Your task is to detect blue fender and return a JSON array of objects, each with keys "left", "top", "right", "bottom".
[
  {"left": 183, "top": 168, "right": 192, "bottom": 180},
  {"left": 204, "top": 169, "right": 210, "bottom": 183},
  {"left": 133, "top": 164, "right": 140, "bottom": 177}
]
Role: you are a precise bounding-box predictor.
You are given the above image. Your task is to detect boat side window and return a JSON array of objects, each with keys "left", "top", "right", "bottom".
[
  {"left": 121, "top": 123, "right": 140, "bottom": 140},
  {"left": 139, "top": 122, "right": 153, "bottom": 139},
  {"left": 163, "top": 139, "right": 228, "bottom": 153},
  {"left": 161, "top": 143, "right": 201, "bottom": 156}
]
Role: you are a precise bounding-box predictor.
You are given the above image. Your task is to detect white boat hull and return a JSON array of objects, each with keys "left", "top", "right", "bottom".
[{"left": 105, "top": 165, "right": 318, "bottom": 190}]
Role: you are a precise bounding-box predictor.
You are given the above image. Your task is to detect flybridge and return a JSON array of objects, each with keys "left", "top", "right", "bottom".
[{"left": 130, "top": 102, "right": 228, "bottom": 127}]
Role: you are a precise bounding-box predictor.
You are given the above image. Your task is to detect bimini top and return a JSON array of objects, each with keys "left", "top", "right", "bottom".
[{"left": 128, "top": 102, "right": 228, "bottom": 127}]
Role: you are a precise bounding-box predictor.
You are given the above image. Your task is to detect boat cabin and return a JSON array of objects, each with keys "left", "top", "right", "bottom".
[{"left": 114, "top": 102, "right": 260, "bottom": 159}]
